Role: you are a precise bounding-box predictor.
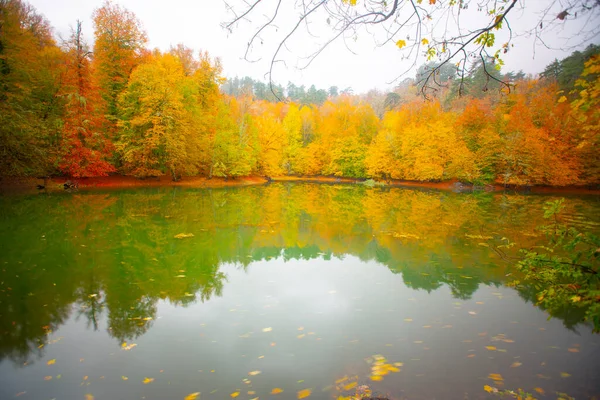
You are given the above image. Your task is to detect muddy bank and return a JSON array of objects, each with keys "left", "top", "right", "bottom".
[{"left": 1, "top": 174, "right": 598, "bottom": 195}]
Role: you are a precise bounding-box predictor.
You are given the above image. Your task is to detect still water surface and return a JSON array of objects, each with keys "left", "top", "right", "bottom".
[{"left": 0, "top": 183, "right": 599, "bottom": 399}]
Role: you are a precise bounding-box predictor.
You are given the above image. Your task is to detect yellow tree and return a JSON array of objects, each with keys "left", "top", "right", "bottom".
[
  {"left": 116, "top": 52, "right": 201, "bottom": 180},
  {"left": 0, "top": 0, "right": 63, "bottom": 176},
  {"left": 92, "top": 1, "right": 147, "bottom": 135},
  {"left": 570, "top": 55, "right": 600, "bottom": 184},
  {"left": 255, "top": 102, "right": 286, "bottom": 176}
]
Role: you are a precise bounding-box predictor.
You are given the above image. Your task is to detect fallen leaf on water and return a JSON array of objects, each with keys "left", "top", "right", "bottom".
[
  {"left": 271, "top": 388, "right": 283, "bottom": 394},
  {"left": 262, "top": 327, "right": 272, "bottom": 332},
  {"left": 488, "top": 373, "right": 503, "bottom": 381},
  {"left": 184, "top": 392, "right": 200, "bottom": 400},
  {"left": 47, "top": 359, "right": 56, "bottom": 365},
  {"left": 568, "top": 348, "right": 579, "bottom": 353},
  {"left": 534, "top": 387, "right": 545, "bottom": 395},
  {"left": 404, "top": 318, "right": 413, "bottom": 322},
  {"left": 468, "top": 311, "right": 477, "bottom": 315},
  {"left": 510, "top": 362, "right": 522, "bottom": 368},
  {"left": 536, "top": 374, "right": 551, "bottom": 380},
  {"left": 297, "top": 389, "right": 311, "bottom": 399},
  {"left": 297, "top": 334, "right": 306, "bottom": 339},
  {"left": 142, "top": 377, "right": 154, "bottom": 384},
  {"left": 248, "top": 391, "right": 256, "bottom": 395},
  {"left": 122, "top": 376, "right": 128, "bottom": 380},
  {"left": 370, "top": 375, "right": 383, "bottom": 381},
  {"left": 230, "top": 391, "right": 240, "bottom": 398},
  {"left": 248, "top": 371, "right": 261, "bottom": 376},
  {"left": 175, "top": 275, "right": 186, "bottom": 278},
  {"left": 485, "top": 346, "right": 497, "bottom": 351},
  {"left": 483, "top": 385, "right": 497, "bottom": 393},
  {"left": 258, "top": 355, "right": 264, "bottom": 359},
  {"left": 85, "top": 395, "right": 94, "bottom": 400},
  {"left": 560, "top": 372, "right": 571, "bottom": 378},
  {"left": 270, "top": 342, "right": 276, "bottom": 346},
  {"left": 56, "top": 374, "right": 62, "bottom": 379},
  {"left": 422, "top": 325, "right": 432, "bottom": 328},
  {"left": 343, "top": 382, "right": 357, "bottom": 391},
  {"left": 15, "top": 392, "right": 26, "bottom": 397},
  {"left": 467, "top": 354, "right": 476, "bottom": 358},
  {"left": 44, "top": 376, "right": 52, "bottom": 381},
  {"left": 298, "top": 327, "right": 304, "bottom": 331},
  {"left": 174, "top": 233, "right": 194, "bottom": 239}
]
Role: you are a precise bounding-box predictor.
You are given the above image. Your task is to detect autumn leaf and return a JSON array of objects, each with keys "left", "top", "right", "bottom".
[
  {"left": 429, "top": 0, "right": 436, "bottom": 4},
  {"left": 185, "top": 392, "right": 201, "bottom": 400},
  {"left": 230, "top": 392, "right": 240, "bottom": 398},
  {"left": 297, "top": 389, "right": 312, "bottom": 399},
  {"left": 395, "top": 40, "right": 407, "bottom": 49},
  {"left": 560, "top": 372, "right": 571, "bottom": 378},
  {"left": 174, "top": 233, "right": 194, "bottom": 239},
  {"left": 271, "top": 388, "right": 284, "bottom": 394},
  {"left": 558, "top": 95, "right": 567, "bottom": 103},
  {"left": 485, "top": 346, "right": 497, "bottom": 351},
  {"left": 370, "top": 375, "right": 383, "bottom": 381},
  {"left": 568, "top": 347, "right": 580, "bottom": 353},
  {"left": 122, "top": 376, "right": 128, "bottom": 380},
  {"left": 534, "top": 387, "right": 545, "bottom": 395},
  {"left": 142, "top": 377, "right": 154, "bottom": 384},
  {"left": 248, "top": 371, "right": 261, "bottom": 376},
  {"left": 85, "top": 395, "right": 94, "bottom": 400},
  {"left": 510, "top": 362, "right": 522, "bottom": 368},
  {"left": 262, "top": 327, "right": 272, "bottom": 332},
  {"left": 44, "top": 376, "right": 52, "bottom": 381},
  {"left": 343, "top": 382, "right": 357, "bottom": 391},
  {"left": 47, "top": 359, "right": 56, "bottom": 365},
  {"left": 488, "top": 373, "right": 503, "bottom": 381},
  {"left": 421, "top": 38, "right": 429, "bottom": 45}
]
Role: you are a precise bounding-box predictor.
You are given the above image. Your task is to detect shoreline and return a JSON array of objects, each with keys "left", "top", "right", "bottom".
[{"left": 1, "top": 175, "right": 598, "bottom": 195}]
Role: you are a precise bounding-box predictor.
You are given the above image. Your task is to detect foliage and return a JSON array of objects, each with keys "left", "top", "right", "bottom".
[{"left": 510, "top": 199, "right": 600, "bottom": 332}]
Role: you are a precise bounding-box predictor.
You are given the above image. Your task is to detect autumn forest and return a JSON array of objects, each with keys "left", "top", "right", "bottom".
[{"left": 1, "top": 0, "right": 599, "bottom": 187}]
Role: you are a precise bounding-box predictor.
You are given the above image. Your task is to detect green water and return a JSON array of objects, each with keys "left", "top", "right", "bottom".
[{"left": 0, "top": 183, "right": 599, "bottom": 400}]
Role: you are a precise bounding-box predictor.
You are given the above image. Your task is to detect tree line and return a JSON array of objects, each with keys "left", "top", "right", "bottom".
[{"left": 0, "top": 0, "right": 598, "bottom": 185}]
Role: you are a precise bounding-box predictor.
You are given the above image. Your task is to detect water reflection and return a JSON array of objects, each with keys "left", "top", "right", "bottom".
[{"left": 0, "top": 183, "right": 598, "bottom": 367}]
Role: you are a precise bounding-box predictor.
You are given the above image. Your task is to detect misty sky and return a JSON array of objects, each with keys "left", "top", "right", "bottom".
[{"left": 28, "top": 0, "right": 600, "bottom": 93}]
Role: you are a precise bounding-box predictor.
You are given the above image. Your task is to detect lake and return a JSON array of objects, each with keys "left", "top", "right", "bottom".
[{"left": 0, "top": 183, "right": 599, "bottom": 400}]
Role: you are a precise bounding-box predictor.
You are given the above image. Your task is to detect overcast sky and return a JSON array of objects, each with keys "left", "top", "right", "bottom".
[{"left": 28, "top": 0, "right": 600, "bottom": 93}]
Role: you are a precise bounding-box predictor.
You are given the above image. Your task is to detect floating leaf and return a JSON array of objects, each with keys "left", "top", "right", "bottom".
[
  {"left": 343, "top": 382, "right": 357, "bottom": 391},
  {"left": 297, "top": 389, "right": 312, "bottom": 399},
  {"left": 485, "top": 346, "right": 497, "bottom": 351},
  {"left": 297, "top": 334, "right": 306, "bottom": 339},
  {"left": 534, "top": 387, "right": 545, "bottom": 395},
  {"left": 44, "top": 376, "right": 52, "bottom": 381},
  {"left": 142, "top": 377, "right": 154, "bottom": 384},
  {"left": 404, "top": 318, "right": 413, "bottom": 322},
  {"left": 85, "top": 395, "right": 94, "bottom": 400},
  {"left": 370, "top": 375, "right": 383, "bottom": 381},
  {"left": 510, "top": 362, "right": 522, "bottom": 368},
  {"left": 560, "top": 372, "right": 571, "bottom": 378},
  {"left": 174, "top": 233, "right": 194, "bottom": 239},
  {"left": 248, "top": 371, "right": 261, "bottom": 376},
  {"left": 468, "top": 311, "right": 477, "bottom": 315},
  {"left": 271, "top": 388, "right": 284, "bottom": 394},
  {"left": 488, "top": 373, "right": 504, "bottom": 381},
  {"left": 230, "top": 391, "right": 240, "bottom": 398},
  {"left": 185, "top": 393, "right": 200, "bottom": 400},
  {"left": 47, "top": 359, "right": 56, "bottom": 365},
  {"left": 568, "top": 348, "right": 579, "bottom": 353},
  {"left": 122, "top": 376, "right": 128, "bottom": 380},
  {"left": 262, "top": 327, "right": 272, "bottom": 332}
]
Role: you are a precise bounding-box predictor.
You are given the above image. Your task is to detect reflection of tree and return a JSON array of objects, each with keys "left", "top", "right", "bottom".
[{"left": 1, "top": 185, "right": 598, "bottom": 363}]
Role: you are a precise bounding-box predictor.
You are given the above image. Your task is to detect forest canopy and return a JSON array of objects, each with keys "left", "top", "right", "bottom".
[{"left": 0, "top": 0, "right": 598, "bottom": 186}]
